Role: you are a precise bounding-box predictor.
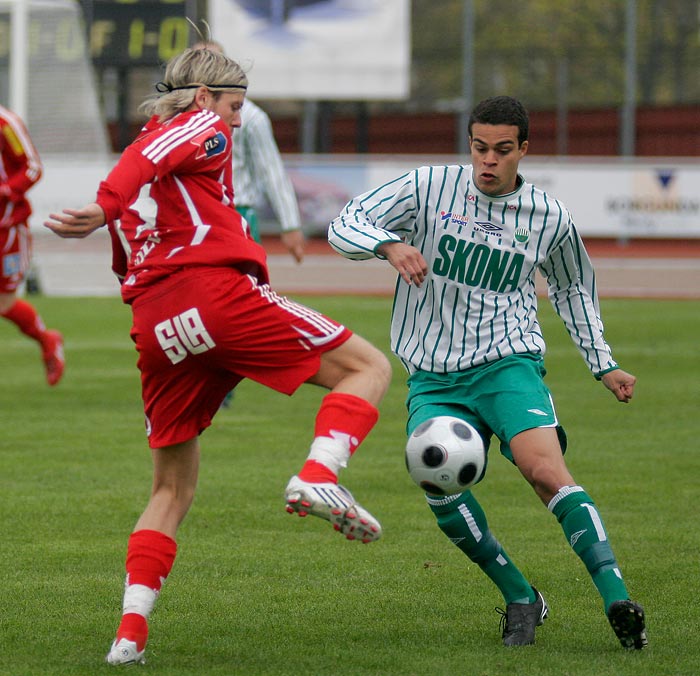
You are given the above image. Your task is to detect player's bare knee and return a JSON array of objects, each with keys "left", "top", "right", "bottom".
[
  {"left": 522, "top": 462, "right": 573, "bottom": 504},
  {"left": 337, "top": 334, "right": 392, "bottom": 383},
  {"left": 366, "top": 346, "right": 392, "bottom": 391}
]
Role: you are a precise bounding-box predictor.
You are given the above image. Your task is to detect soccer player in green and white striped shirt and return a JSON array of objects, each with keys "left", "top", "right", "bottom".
[
  {"left": 329, "top": 96, "right": 647, "bottom": 650},
  {"left": 233, "top": 99, "right": 305, "bottom": 262}
]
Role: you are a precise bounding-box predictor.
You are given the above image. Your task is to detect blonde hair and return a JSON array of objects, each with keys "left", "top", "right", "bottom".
[
  {"left": 141, "top": 47, "right": 248, "bottom": 121},
  {"left": 191, "top": 40, "right": 225, "bottom": 54}
]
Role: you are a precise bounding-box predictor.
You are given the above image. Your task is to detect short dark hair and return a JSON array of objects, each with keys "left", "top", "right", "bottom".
[{"left": 468, "top": 96, "right": 529, "bottom": 146}]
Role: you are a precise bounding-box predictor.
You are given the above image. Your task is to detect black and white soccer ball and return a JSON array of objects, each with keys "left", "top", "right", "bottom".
[{"left": 405, "top": 416, "right": 485, "bottom": 495}]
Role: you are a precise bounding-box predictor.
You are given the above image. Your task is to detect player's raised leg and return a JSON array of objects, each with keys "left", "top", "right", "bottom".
[{"left": 285, "top": 333, "right": 392, "bottom": 542}]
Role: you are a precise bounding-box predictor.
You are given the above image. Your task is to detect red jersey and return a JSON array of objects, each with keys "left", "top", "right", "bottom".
[
  {"left": 99, "top": 109, "right": 269, "bottom": 302},
  {"left": 0, "top": 105, "right": 42, "bottom": 229}
]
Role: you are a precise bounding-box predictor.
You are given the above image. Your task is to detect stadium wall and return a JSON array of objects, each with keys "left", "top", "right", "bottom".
[
  {"left": 270, "top": 104, "right": 700, "bottom": 157},
  {"left": 105, "top": 104, "right": 700, "bottom": 158}
]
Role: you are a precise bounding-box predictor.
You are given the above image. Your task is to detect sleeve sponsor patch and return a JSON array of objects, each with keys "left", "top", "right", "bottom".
[{"left": 191, "top": 129, "right": 228, "bottom": 160}]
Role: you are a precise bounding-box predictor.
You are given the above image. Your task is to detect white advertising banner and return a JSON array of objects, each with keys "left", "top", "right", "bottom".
[
  {"left": 208, "top": 0, "right": 410, "bottom": 100},
  {"left": 276, "top": 156, "right": 700, "bottom": 238},
  {"left": 28, "top": 156, "right": 700, "bottom": 240},
  {"left": 522, "top": 159, "right": 700, "bottom": 238}
]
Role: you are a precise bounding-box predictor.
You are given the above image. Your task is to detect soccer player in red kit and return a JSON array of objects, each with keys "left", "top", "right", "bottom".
[
  {"left": 0, "top": 105, "right": 64, "bottom": 385},
  {"left": 45, "top": 47, "right": 392, "bottom": 666}
]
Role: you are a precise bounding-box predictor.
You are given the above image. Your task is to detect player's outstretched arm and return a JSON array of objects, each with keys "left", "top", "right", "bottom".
[
  {"left": 601, "top": 368, "right": 636, "bottom": 403},
  {"left": 44, "top": 203, "right": 106, "bottom": 239}
]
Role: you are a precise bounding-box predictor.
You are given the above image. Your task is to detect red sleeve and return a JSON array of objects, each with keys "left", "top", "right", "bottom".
[
  {"left": 95, "top": 113, "right": 231, "bottom": 222},
  {"left": 96, "top": 146, "right": 157, "bottom": 223},
  {"left": 1, "top": 117, "right": 42, "bottom": 198}
]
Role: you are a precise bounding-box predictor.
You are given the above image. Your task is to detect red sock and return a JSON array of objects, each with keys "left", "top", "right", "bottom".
[
  {"left": 115, "top": 529, "right": 177, "bottom": 650},
  {"left": 124, "top": 529, "right": 177, "bottom": 589},
  {"left": 116, "top": 613, "right": 149, "bottom": 652},
  {"left": 1, "top": 299, "right": 46, "bottom": 343},
  {"left": 299, "top": 459, "right": 338, "bottom": 483},
  {"left": 298, "top": 392, "right": 379, "bottom": 483}
]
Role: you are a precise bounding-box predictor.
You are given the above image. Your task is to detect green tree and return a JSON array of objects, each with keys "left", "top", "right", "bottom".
[{"left": 410, "top": 0, "right": 699, "bottom": 109}]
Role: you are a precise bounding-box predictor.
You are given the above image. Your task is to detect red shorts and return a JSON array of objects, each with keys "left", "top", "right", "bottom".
[
  {"left": 129, "top": 266, "right": 352, "bottom": 448},
  {"left": 0, "top": 223, "right": 31, "bottom": 292}
]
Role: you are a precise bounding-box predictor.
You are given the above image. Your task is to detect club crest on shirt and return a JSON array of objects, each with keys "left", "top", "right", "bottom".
[
  {"left": 514, "top": 227, "right": 530, "bottom": 243},
  {"left": 191, "top": 129, "right": 228, "bottom": 159}
]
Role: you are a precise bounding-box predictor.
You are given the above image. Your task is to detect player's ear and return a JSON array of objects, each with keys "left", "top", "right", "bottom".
[
  {"left": 519, "top": 140, "right": 529, "bottom": 158},
  {"left": 192, "top": 86, "right": 211, "bottom": 110}
]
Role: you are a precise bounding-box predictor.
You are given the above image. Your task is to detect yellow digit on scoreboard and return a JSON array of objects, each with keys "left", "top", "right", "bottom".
[
  {"left": 158, "top": 17, "right": 189, "bottom": 62},
  {"left": 128, "top": 18, "right": 145, "bottom": 60}
]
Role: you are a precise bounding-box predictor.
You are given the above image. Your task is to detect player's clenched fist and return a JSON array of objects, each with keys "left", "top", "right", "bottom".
[{"left": 601, "top": 369, "right": 637, "bottom": 403}]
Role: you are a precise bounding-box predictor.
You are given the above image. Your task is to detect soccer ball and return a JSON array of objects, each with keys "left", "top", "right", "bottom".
[{"left": 405, "top": 416, "right": 485, "bottom": 495}]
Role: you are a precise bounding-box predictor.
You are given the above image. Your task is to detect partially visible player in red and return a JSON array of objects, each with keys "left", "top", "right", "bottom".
[
  {"left": 45, "top": 47, "right": 391, "bottom": 666},
  {"left": 0, "top": 104, "right": 64, "bottom": 386}
]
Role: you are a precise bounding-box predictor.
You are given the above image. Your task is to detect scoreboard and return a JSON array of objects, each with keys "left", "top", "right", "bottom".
[
  {"left": 0, "top": 1, "right": 194, "bottom": 68},
  {"left": 80, "top": 0, "right": 192, "bottom": 66}
]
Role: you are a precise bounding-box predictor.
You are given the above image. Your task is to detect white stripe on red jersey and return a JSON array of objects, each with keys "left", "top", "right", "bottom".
[
  {"left": 97, "top": 110, "right": 268, "bottom": 302},
  {"left": 143, "top": 110, "right": 219, "bottom": 164}
]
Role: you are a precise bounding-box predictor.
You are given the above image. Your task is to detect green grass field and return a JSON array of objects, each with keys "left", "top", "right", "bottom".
[{"left": 1, "top": 295, "right": 698, "bottom": 676}]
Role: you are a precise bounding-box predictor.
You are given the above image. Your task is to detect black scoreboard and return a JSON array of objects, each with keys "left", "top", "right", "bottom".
[
  {"left": 0, "top": 0, "right": 196, "bottom": 69},
  {"left": 80, "top": 0, "right": 193, "bottom": 66}
]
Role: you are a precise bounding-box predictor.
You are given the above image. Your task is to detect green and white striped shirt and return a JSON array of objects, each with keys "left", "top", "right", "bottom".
[
  {"left": 329, "top": 164, "right": 617, "bottom": 377},
  {"left": 233, "top": 100, "right": 301, "bottom": 232}
]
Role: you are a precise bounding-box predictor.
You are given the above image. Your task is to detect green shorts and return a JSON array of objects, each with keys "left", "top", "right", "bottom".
[
  {"left": 237, "top": 205, "right": 260, "bottom": 243},
  {"left": 406, "top": 353, "right": 567, "bottom": 464}
]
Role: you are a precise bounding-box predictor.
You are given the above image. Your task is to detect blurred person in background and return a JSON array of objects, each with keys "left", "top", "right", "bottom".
[
  {"left": 233, "top": 97, "right": 305, "bottom": 261},
  {"left": 0, "top": 104, "right": 64, "bottom": 386},
  {"left": 329, "top": 95, "right": 647, "bottom": 651}
]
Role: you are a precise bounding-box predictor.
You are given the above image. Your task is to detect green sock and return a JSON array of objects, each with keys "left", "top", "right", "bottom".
[
  {"left": 427, "top": 491, "right": 535, "bottom": 605},
  {"left": 549, "top": 486, "right": 629, "bottom": 612}
]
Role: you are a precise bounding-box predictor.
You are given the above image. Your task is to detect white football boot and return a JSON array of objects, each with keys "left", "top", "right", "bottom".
[
  {"left": 106, "top": 638, "right": 146, "bottom": 666},
  {"left": 284, "top": 475, "right": 382, "bottom": 543}
]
